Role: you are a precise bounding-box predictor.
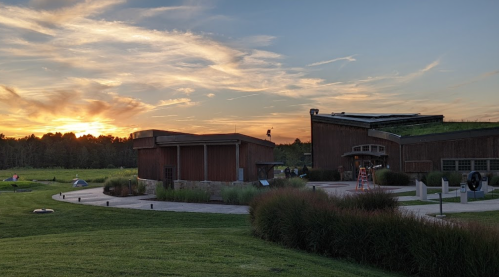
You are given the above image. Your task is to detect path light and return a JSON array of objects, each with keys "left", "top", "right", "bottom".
[
  {"left": 106, "top": 201, "right": 109, "bottom": 207},
  {"left": 436, "top": 192, "right": 446, "bottom": 218},
  {"left": 151, "top": 203, "right": 153, "bottom": 209}
]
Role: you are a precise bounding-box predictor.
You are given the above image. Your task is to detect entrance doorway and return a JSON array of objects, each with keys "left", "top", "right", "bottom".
[{"left": 164, "top": 166, "right": 175, "bottom": 189}]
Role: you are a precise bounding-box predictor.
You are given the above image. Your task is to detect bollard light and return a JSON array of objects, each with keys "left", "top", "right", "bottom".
[
  {"left": 106, "top": 201, "right": 109, "bottom": 207},
  {"left": 63, "top": 195, "right": 65, "bottom": 199},
  {"left": 78, "top": 197, "right": 81, "bottom": 202},
  {"left": 59, "top": 192, "right": 62, "bottom": 196},
  {"left": 151, "top": 203, "right": 153, "bottom": 209},
  {"left": 313, "top": 185, "right": 315, "bottom": 192}
]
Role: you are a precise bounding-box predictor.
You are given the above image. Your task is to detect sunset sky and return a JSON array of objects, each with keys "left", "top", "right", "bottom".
[{"left": 0, "top": 0, "right": 498, "bottom": 143}]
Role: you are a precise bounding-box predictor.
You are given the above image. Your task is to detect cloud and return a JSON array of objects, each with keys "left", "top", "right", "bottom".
[
  {"left": 176, "top": 87, "right": 195, "bottom": 95},
  {"left": 157, "top": 98, "right": 193, "bottom": 107},
  {"left": 227, "top": 94, "right": 259, "bottom": 101},
  {"left": 307, "top": 55, "right": 357, "bottom": 67},
  {"left": 206, "top": 93, "right": 215, "bottom": 98}
]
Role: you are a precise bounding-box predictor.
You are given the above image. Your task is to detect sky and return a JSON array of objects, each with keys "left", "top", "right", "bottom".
[{"left": 0, "top": 0, "right": 498, "bottom": 143}]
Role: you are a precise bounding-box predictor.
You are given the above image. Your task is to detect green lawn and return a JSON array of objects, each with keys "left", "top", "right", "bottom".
[
  {"left": 444, "top": 211, "right": 499, "bottom": 228},
  {"left": 0, "top": 168, "right": 138, "bottom": 183},
  {"left": 392, "top": 188, "right": 456, "bottom": 197},
  {"left": 398, "top": 200, "right": 438, "bottom": 206},
  {"left": 441, "top": 190, "right": 499, "bottom": 203},
  {"left": 0, "top": 181, "right": 400, "bottom": 277}
]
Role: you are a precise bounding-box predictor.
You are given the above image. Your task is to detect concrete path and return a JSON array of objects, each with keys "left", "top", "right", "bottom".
[
  {"left": 52, "top": 188, "right": 249, "bottom": 214},
  {"left": 52, "top": 182, "right": 499, "bottom": 218}
]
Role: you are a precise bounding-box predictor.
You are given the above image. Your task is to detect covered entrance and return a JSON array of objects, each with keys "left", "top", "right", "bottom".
[{"left": 342, "top": 144, "right": 387, "bottom": 180}]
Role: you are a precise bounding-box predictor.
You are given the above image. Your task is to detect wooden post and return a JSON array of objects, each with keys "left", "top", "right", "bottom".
[{"left": 204, "top": 144, "right": 208, "bottom": 181}]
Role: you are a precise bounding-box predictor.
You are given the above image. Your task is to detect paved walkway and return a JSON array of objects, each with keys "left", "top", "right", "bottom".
[{"left": 52, "top": 181, "right": 499, "bottom": 218}]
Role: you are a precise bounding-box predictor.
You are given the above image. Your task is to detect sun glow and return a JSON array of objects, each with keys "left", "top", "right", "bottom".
[{"left": 47, "top": 118, "right": 119, "bottom": 137}]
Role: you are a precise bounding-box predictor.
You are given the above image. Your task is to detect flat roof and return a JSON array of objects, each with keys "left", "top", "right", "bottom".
[
  {"left": 311, "top": 111, "right": 444, "bottom": 129},
  {"left": 132, "top": 130, "right": 275, "bottom": 148}
]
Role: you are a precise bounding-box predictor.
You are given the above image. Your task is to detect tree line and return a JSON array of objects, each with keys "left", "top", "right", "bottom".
[
  {"left": 273, "top": 138, "right": 311, "bottom": 167},
  {"left": 0, "top": 132, "right": 136, "bottom": 170}
]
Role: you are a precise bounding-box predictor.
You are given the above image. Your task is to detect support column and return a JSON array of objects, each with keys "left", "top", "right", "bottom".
[
  {"left": 176, "top": 145, "right": 180, "bottom": 180},
  {"left": 235, "top": 143, "right": 240, "bottom": 181},
  {"left": 204, "top": 144, "right": 208, "bottom": 181}
]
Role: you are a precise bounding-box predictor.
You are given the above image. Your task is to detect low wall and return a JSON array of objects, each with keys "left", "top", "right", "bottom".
[{"left": 137, "top": 178, "right": 256, "bottom": 200}]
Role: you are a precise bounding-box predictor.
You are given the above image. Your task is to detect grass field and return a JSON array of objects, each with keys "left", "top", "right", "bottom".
[
  {"left": 444, "top": 211, "right": 499, "bottom": 228},
  {"left": 0, "top": 168, "right": 138, "bottom": 183},
  {"left": 392, "top": 188, "right": 457, "bottom": 197},
  {"left": 0, "top": 180, "right": 399, "bottom": 276}
]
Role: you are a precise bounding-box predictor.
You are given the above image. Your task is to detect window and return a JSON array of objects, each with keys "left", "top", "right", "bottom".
[
  {"left": 353, "top": 146, "right": 361, "bottom": 152},
  {"left": 458, "top": 160, "right": 471, "bottom": 171},
  {"left": 442, "top": 160, "right": 456, "bottom": 171},
  {"left": 362, "top": 145, "right": 370, "bottom": 152},
  {"left": 490, "top": 160, "right": 499, "bottom": 170},
  {"left": 379, "top": 146, "right": 385, "bottom": 153},
  {"left": 474, "top": 160, "right": 487, "bottom": 171},
  {"left": 371, "top": 146, "right": 378, "bottom": 152}
]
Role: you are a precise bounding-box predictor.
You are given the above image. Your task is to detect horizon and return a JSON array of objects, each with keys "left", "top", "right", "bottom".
[{"left": 1, "top": 1, "right": 498, "bottom": 144}]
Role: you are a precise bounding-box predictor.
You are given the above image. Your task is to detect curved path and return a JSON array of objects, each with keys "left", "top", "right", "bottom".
[{"left": 52, "top": 182, "right": 499, "bottom": 217}]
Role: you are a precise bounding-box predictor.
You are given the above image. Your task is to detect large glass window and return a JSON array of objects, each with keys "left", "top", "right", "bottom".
[
  {"left": 379, "top": 146, "right": 385, "bottom": 153},
  {"left": 353, "top": 146, "right": 361, "bottom": 152},
  {"left": 458, "top": 160, "right": 471, "bottom": 171},
  {"left": 474, "top": 160, "right": 487, "bottom": 171},
  {"left": 362, "top": 145, "right": 370, "bottom": 152},
  {"left": 490, "top": 160, "right": 499, "bottom": 170},
  {"left": 442, "top": 160, "right": 456, "bottom": 171},
  {"left": 371, "top": 145, "right": 378, "bottom": 152}
]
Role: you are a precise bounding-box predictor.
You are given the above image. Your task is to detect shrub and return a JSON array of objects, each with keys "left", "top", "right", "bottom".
[
  {"left": 490, "top": 175, "right": 499, "bottom": 186},
  {"left": 426, "top": 171, "right": 443, "bottom": 186},
  {"left": 103, "top": 177, "right": 140, "bottom": 196},
  {"left": 250, "top": 188, "right": 499, "bottom": 276},
  {"left": 221, "top": 186, "right": 262, "bottom": 205},
  {"left": 154, "top": 184, "right": 210, "bottom": 203},
  {"left": 443, "top": 171, "right": 463, "bottom": 186},
  {"left": 375, "top": 169, "right": 410, "bottom": 186},
  {"left": 334, "top": 188, "right": 399, "bottom": 212},
  {"left": 270, "top": 177, "right": 307, "bottom": 188},
  {"left": 221, "top": 187, "right": 240, "bottom": 204}
]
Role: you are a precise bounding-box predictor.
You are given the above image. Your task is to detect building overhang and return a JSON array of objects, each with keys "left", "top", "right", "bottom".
[{"left": 341, "top": 151, "right": 387, "bottom": 157}]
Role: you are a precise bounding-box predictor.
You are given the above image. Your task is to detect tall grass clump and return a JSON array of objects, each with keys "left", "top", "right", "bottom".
[
  {"left": 221, "top": 186, "right": 263, "bottom": 205},
  {"left": 154, "top": 184, "right": 210, "bottom": 203},
  {"left": 333, "top": 189, "right": 399, "bottom": 212},
  {"left": 491, "top": 175, "right": 499, "bottom": 186},
  {"left": 375, "top": 169, "right": 410, "bottom": 186},
  {"left": 103, "top": 177, "right": 140, "bottom": 196},
  {"left": 425, "top": 171, "right": 443, "bottom": 186},
  {"left": 442, "top": 171, "right": 463, "bottom": 186},
  {"left": 249, "top": 188, "right": 499, "bottom": 276}
]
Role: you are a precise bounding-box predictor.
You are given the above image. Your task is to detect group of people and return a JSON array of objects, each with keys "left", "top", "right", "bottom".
[{"left": 284, "top": 165, "right": 309, "bottom": 178}]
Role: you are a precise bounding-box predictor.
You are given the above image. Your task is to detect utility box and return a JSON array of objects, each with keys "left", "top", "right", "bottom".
[{"left": 460, "top": 183, "right": 467, "bottom": 204}]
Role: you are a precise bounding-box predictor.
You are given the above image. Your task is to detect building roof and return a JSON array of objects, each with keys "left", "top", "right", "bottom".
[
  {"left": 132, "top": 130, "right": 275, "bottom": 148},
  {"left": 311, "top": 111, "right": 444, "bottom": 129}
]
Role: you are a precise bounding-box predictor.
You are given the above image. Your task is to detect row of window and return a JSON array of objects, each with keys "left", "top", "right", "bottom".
[
  {"left": 442, "top": 159, "right": 499, "bottom": 171},
  {"left": 352, "top": 144, "right": 385, "bottom": 153}
]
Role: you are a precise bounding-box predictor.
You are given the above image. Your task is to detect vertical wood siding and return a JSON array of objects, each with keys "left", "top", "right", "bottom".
[
  {"left": 403, "top": 136, "right": 499, "bottom": 171},
  {"left": 207, "top": 145, "right": 236, "bottom": 181},
  {"left": 137, "top": 148, "right": 160, "bottom": 180},
  {"left": 133, "top": 137, "right": 155, "bottom": 149},
  {"left": 312, "top": 122, "right": 401, "bottom": 172},
  {"left": 179, "top": 145, "right": 204, "bottom": 181}
]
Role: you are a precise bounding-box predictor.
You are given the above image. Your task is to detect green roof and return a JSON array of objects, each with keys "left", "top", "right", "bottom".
[{"left": 378, "top": 122, "right": 499, "bottom": 137}]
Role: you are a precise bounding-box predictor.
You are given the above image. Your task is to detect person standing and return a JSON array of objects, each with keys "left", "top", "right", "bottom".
[{"left": 284, "top": 167, "right": 291, "bottom": 178}]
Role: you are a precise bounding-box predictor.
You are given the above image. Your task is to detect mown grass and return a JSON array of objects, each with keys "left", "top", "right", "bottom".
[
  {"left": 398, "top": 200, "right": 438, "bottom": 206},
  {"left": 0, "top": 168, "right": 138, "bottom": 183},
  {"left": 392, "top": 188, "right": 456, "bottom": 197},
  {"left": 0, "top": 181, "right": 398, "bottom": 276},
  {"left": 444, "top": 211, "right": 499, "bottom": 228},
  {"left": 441, "top": 190, "right": 499, "bottom": 203}
]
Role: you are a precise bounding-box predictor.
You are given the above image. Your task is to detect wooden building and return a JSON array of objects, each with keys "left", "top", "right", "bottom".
[
  {"left": 310, "top": 110, "right": 499, "bottom": 178},
  {"left": 133, "top": 130, "right": 277, "bottom": 190}
]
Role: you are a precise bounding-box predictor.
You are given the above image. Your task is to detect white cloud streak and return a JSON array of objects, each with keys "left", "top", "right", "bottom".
[{"left": 307, "top": 55, "right": 357, "bottom": 67}]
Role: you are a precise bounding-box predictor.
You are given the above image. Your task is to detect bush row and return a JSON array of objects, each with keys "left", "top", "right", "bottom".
[
  {"left": 375, "top": 169, "right": 410, "bottom": 186},
  {"left": 491, "top": 175, "right": 499, "bottom": 186},
  {"left": 424, "top": 171, "right": 462, "bottom": 186},
  {"left": 103, "top": 177, "right": 144, "bottom": 196},
  {"left": 249, "top": 188, "right": 499, "bottom": 276},
  {"left": 155, "top": 185, "right": 211, "bottom": 203}
]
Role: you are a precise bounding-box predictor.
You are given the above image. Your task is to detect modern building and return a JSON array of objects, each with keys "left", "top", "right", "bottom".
[
  {"left": 310, "top": 109, "right": 499, "bottom": 179},
  {"left": 133, "top": 130, "right": 279, "bottom": 195}
]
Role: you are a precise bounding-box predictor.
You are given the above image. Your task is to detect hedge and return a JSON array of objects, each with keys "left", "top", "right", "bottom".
[
  {"left": 375, "top": 169, "right": 410, "bottom": 186},
  {"left": 249, "top": 188, "right": 499, "bottom": 276}
]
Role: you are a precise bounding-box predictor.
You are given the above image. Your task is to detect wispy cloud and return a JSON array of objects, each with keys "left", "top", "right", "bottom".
[
  {"left": 449, "top": 70, "right": 499, "bottom": 89},
  {"left": 307, "top": 55, "right": 357, "bottom": 67},
  {"left": 227, "top": 94, "right": 259, "bottom": 101}
]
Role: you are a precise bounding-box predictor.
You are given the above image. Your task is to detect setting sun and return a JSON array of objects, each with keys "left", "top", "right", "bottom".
[{"left": 43, "top": 118, "right": 120, "bottom": 137}]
